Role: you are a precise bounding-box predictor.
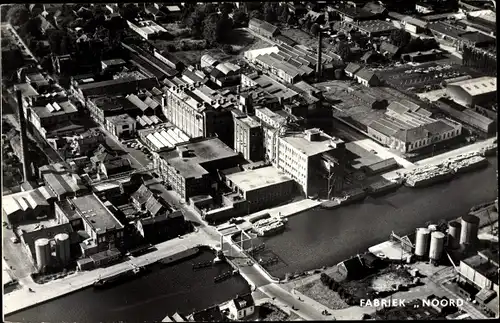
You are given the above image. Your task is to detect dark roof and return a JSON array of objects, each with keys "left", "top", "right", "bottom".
[
  {"left": 131, "top": 184, "right": 153, "bottom": 205},
  {"left": 21, "top": 223, "right": 74, "bottom": 256},
  {"left": 276, "top": 35, "right": 297, "bottom": 46},
  {"left": 363, "top": 2, "right": 387, "bottom": 14},
  {"left": 459, "top": 31, "right": 496, "bottom": 45},
  {"left": 191, "top": 306, "right": 223, "bottom": 322},
  {"left": 428, "top": 22, "right": 464, "bottom": 40},
  {"left": 232, "top": 293, "right": 255, "bottom": 310},
  {"left": 334, "top": 5, "right": 377, "bottom": 19},
  {"left": 341, "top": 255, "right": 366, "bottom": 278},
  {"left": 463, "top": 255, "right": 499, "bottom": 282},
  {"left": 249, "top": 18, "right": 279, "bottom": 36}
]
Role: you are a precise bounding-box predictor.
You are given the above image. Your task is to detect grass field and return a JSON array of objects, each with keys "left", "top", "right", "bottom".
[
  {"left": 296, "top": 280, "right": 349, "bottom": 310},
  {"left": 259, "top": 303, "right": 290, "bottom": 321}
]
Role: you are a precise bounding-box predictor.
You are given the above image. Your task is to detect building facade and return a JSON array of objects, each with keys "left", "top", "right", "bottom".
[{"left": 233, "top": 111, "right": 263, "bottom": 162}]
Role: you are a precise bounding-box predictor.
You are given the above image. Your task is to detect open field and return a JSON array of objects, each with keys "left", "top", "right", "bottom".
[
  {"left": 259, "top": 302, "right": 290, "bottom": 321},
  {"left": 296, "top": 280, "right": 349, "bottom": 310}
]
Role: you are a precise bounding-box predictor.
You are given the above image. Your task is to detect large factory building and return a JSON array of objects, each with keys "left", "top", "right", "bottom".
[{"left": 446, "top": 76, "right": 497, "bottom": 107}]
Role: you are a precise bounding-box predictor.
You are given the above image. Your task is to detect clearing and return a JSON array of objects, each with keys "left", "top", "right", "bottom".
[{"left": 296, "top": 279, "right": 349, "bottom": 310}]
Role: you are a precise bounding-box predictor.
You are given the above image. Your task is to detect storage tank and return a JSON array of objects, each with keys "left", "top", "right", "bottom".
[
  {"left": 460, "top": 214, "right": 480, "bottom": 245},
  {"left": 35, "top": 238, "right": 52, "bottom": 270},
  {"left": 429, "top": 231, "right": 445, "bottom": 261},
  {"left": 414, "top": 228, "right": 431, "bottom": 257},
  {"left": 55, "top": 233, "right": 71, "bottom": 266},
  {"left": 447, "top": 221, "right": 461, "bottom": 249}
]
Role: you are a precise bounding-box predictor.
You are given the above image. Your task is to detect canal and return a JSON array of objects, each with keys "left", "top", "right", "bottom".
[
  {"left": 255, "top": 156, "right": 497, "bottom": 279},
  {"left": 6, "top": 248, "right": 251, "bottom": 322}
]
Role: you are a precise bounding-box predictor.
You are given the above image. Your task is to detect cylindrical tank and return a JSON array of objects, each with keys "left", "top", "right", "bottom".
[
  {"left": 415, "top": 228, "right": 431, "bottom": 257},
  {"left": 429, "top": 231, "right": 445, "bottom": 260},
  {"left": 447, "top": 221, "right": 461, "bottom": 249},
  {"left": 460, "top": 214, "right": 480, "bottom": 245},
  {"left": 35, "top": 238, "right": 52, "bottom": 270},
  {"left": 55, "top": 233, "right": 71, "bottom": 266}
]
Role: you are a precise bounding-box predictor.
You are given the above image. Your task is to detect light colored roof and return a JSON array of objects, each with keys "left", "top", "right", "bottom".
[
  {"left": 448, "top": 76, "right": 496, "bottom": 97},
  {"left": 226, "top": 166, "right": 292, "bottom": 192},
  {"left": 72, "top": 194, "right": 124, "bottom": 233},
  {"left": 2, "top": 188, "right": 51, "bottom": 216},
  {"left": 30, "top": 101, "right": 78, "bottom": 119},
  {"left": 126, "top": 94, "right": 151, "bottom": 112},
  {"left": 468, "top": 9, "right": 496, "bottom": 24},
  {"left": 280, "top": 129, "right": 340, "bottom": 157},
  {"left": 106, "top": 114, "right": 135, "bottom": 126}
]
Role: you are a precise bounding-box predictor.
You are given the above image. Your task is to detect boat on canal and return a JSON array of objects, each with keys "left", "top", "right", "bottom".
[{"left": 93, "top": 266, "right": 149, "bottom": 289}]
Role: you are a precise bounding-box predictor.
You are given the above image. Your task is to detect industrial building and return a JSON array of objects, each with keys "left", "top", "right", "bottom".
[
  {"left": 126, "top": 19, "right": 168, "bottom": 40},
  {"left": 224, "top": 166, "right": 294, "bottom": 212},
  {"left": 105, "top": 114, "right": 137, "bottom": 140},
  {"left": 232, "top": 109, "right": 264, "bottom": 162},
  {"left": 331, "top": 5, "right": 379, "bottom": 22},
  {"left": 269, "top": 128, "right": 346, "bottom": 197},
  {"left": 402, "top": 49, "right": 444, "bottom": 63},
  {"left": 248, "top": 18, "right": 280, "bottom": 39},
  {"left": 353, "top": 68, "right": 380, "bottom": 87},
  {"left": 459, "top": 247, "right": 499, "bottom": 303},
  {"left": 446, "top": 76, "right": 497, "bottom": 107},
  {"left": 347, "top": 20, "right": 398, "bottom": 37},
  {"left": 434, "top": 98, "right": 496, "bottom": 134},
  {"left": 153, "top": 49, "right": 184, "bottom": 71},
  {"left": 2, "top": 187, "right": 55, "bottom": 224},
  {"left": 161, "top": 77, "right": 236, "bottom": 147},
  {"left": 345, "top": 63, "right": 362, "bottom": 78},
  {"left": 139, "top": 126, "right": 190, "bottom": 152},
  {"left": 154, "top": 138, "right": 240, "bottom": 201},
  {"left": 367, "top": 101, "right": 462, "bottom": 153},
  {"left": 55, "top": 193, "right": 125, "bottom": 257},
  {"left": 26, "top": 100, "right": 80, "bottom": 140}
]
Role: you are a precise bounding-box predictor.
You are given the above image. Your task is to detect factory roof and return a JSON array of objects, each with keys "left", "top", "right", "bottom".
[
  {"left": 448, "top": 76, "right": 496, "bottom": 97},
  {"left": 467, "top": 9, "right": 496, "bottom": 25},
  {"left": 428, "top": 22, "right": 465, "bottom": 39},
  {"left": 56, "top": 199, "right": 82, "bottom": 221},
  {"left": 244, "top": 73, "right": 298, "bottom": 101},
  {"left": 402, "top": 16, "right": 428, "bottom": 28},
  {"left": 106, "top": 114, "right": 136, "bottom": 126},
  {"left": 235, "top": 115, "right": 261, "bottom": 128},
  {"left": 42, "top": 166, "right": 87, "bottom": 197},
  {"left": 357, "top": 20, "right": 397, "bottom": 33},
  {"left": 30, "top": 100, "right": 78, "bottom": 119},
  {"left": 226, "top": 166, "right": 292, "bottom": 192},
  {"left": 15, "top": 83, "right": 39, "bottom": 97},
  {"left": 101, "top": 58, "right": 126, "bottom": 67},
  {"left": 355, "top": 68, "right": 377, "bottom": 82},
  {"left": 479, "top": 247, "right": 499, "bottom": 266},
  {"left": 127, "top": 93, "right": 153, "bottom": 112},
  {"left": 2, "top": 187, "right": 52, "bottom": 217},
  {"left": 380, "top": 41, "right": 400, "bottom": 55},
  {"left": 280, "top": 129, "right": 340, "bottom": 157},
  {"left": 334, "top": 5, "right": 376, "bottom": 19},
  {"left": 20, "top": 222, "right": 74, "bottom": 256},
  {"left": 249, "top": 18, "right": 279, "bottom": 35},
  {"left": 459, "top": 31, "right": 496, "bottom": 45},
  {"left": 71, "top": 194, "right": 124, "bottom": 233},
  {"left": 463, "top": 254, "right": 499, "bottom": 282},
  {"left": 276, "top": 35, "right": 297, "bottom": 46},
  {"left": 159, "top": 138, "right": 239, "bottom": 179}
]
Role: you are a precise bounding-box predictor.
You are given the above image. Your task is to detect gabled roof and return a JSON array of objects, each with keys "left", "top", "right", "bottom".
[
  {"left": 345, "top": 62, "right": 362, "bottom": 74},
  {"left": 132, "top": 184, "right": 153, "bottom": 205},
  {"left": 355, "top": 68, "right": 377, "bottom": 81},
  {"left": 341, "top": 255, "right": 366, "bottom": 278},
  {"left": 380, "top": 41, "right": 400, "bottom": 55},
  {"left": 191, "top": 306, "right": 223, "bottom": 322}
]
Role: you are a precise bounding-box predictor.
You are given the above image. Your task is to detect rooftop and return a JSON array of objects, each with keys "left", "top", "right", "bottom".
[
  {"left": 71, "top": 194, "right": 124, "bottom": 233},
  {"left": 2, "top": 187, "right": 53, "bottom": 217},
  {"left": 226, "top": 166, "right": 293, "bottom": 192},
  {"left": 448, "top": 76, "right": 496, "bottom": 97},
  {"left": 30, "top": 101, "right": 78, "bottom": 119},
  {"left": 280, "top": 129, "right": 342, "bottom": 157},
  {"left": 357, "top": 20, "right": 397, "bottom": 33},
  {"left": 159, "top": 138, "right": 239, "bottom": 179},
  {"left": 463, "top": 254, "right": 499, "bottom": 282},
  {"left": 106, "top": 114, "right": 136, "bottom": 126}
]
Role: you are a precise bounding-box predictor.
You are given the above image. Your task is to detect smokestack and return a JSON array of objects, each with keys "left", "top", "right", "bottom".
[
  {"left": 16, "top": 90, "right": 31, "bottom": 182},
  {"left": 316, "top": 32, "right": 323, "bottom": 79}
]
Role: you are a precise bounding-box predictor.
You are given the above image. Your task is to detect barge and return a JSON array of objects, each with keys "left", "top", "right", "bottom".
[
  {"left": 321, "top": 188, "right": 367, "bottom": 209},
  {"left": 404, "top": 167, "right": 454, "bottom": 187},
  {"left": 93, "top": 266, "right": 149, "bottom": 289},
  {"left": 253, "top": 218, "right": 286, "bottom": 237},
  {"left": 158, "top": 247, "right": 200, "bottom": 267}
]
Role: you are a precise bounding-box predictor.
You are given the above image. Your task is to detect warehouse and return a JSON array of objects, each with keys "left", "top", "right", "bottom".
[
  {"left": 248, "top": 18, "right": 280, "bottom": 38},
  {"left": 139, "top": 126, "right": 190, "bottom": 152},
  {"left": 446, "top": 76, "right": 497, "bottom": 107},
  {"left": 402, "top": 49, "right": 444, "bottom": 63},
  {"left": 434, "top": 98, "right": 495, "bottom": 134},
  {"left": 354, "top": 20, "right": 398, "bottom": 37},
  {"left": 225, "top": 166, "right": 294, "bottom": 212}
]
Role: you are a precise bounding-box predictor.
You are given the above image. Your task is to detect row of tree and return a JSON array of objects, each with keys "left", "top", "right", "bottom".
[
  {"left": 389, "top": 29, "right": 440, "bottom": 54},
  {"left": 462, "top": 45, "right": 497, "bottom": 76},
  {"left": 319, "top": 273, "right": 360, "bottom": 306},
  {"left": 183, "top": 4, "right": 235, "bottom": 45}
]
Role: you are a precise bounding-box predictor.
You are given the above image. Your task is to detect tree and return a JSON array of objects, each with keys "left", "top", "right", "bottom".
[
  {"left": 335, "top": 42, "right": 352, "bottom": 61},
  {"left": 6, "top": 5, "right": 30, "bottom": 26},
  {"left": 220, "top": 3, "right": 234, "bottom": 15},
  {"left": 279, "top": 6, "right": 289, "bottom": 24},
  {"left": 390, "top": 29, "right": 411, "bottom": 48},
  {"left": 263, "top": 3, "right": 277, "bottom": 22},
  {"left": 287, "top": 14, "right": 297, "bottom": 26},
  {"left": 304, "top": 18, "right": 313, "bottom": 32},
  {"left": 119, "top": 4, "right": 140, "bottom": 21},
  {"left": 189, "top": 7, "right": 206, "bottom": 39},
  {"left": 215, "top": 13, "right": 233, "bottom": 43},
  {"left": 249, "top": 10, "right": 263, "bottom": 20},
  {"left": 310, "top": 23, "right": 320, "bottom": 36},
  {"left": 204, "top": 3, "right": 217, "bottom": 15},
  {"left": 19, "top": 17, "right": 42, "bottom": 39},
  {"left": 222, "top": 44, "right": 233, "bottom": 54},
  {"left": 232, "top": 9, "right": 248, "bottom": 27},
  {"left": 245, "top": 3, "right": 263, "bottom": 12},
  {"left": 203, "top": 13, "right": 219, "bottom": 44}
]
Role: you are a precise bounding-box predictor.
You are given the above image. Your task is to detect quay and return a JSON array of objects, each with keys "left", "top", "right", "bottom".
[
  {"left": 245, "top": 199, "right": 322, "bottom": 223},
  {"left": 4, "top": 231, "right": 216, "bottom": 315}
]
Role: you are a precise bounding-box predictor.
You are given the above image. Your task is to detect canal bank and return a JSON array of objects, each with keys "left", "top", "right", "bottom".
[
  {"left": 253, "top": 156, "right": 497, "bottom": 279},
  {"left": 6, "top": 248, "right": 250, "bottom": 323}
]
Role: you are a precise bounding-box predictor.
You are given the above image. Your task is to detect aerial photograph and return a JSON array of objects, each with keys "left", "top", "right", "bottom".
[{"left": 1, "top": 1, "right": 498, "bottom": 322}]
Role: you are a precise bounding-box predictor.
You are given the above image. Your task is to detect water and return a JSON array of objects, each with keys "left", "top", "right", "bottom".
[
  {"left": 256, "top": 157, "right": 497, "bottom": 279},
  {"left": 7, "top": 248, "right": 250, "bottom": 322}
]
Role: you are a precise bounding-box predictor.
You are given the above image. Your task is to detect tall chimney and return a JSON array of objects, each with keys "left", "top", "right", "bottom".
[
  {"left": 316, "top": 32, "right": 323, "bottom": 79},
  {"left": 16, "top": 90, "right": 31, "bottom": 182}
]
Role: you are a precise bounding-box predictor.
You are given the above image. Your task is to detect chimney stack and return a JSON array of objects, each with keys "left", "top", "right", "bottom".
[
  {"left": 16, "top": 90, "right": 31, "bottom": 182},
  {"left": 316, "top": 32, "right": 323, "bottom": 79}
]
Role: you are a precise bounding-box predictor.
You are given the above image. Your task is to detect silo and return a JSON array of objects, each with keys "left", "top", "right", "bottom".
[
  {"left": 429, "top": 231, "right": 445, "bottom": 261},
  {"left": 447, "top": 221, "right": 461, "bottom": 249},
  {"left": 414, "top": 228, "right": 431, "bottom": 257},
  {"left": 460, "top": 214, "right": 480, "bottom": 245},
  {"left": 35, "top": 238, "right": 52, "bottom": 270},
  {"left": 55, "top": 233, "right": 71, "bottom": 266}
]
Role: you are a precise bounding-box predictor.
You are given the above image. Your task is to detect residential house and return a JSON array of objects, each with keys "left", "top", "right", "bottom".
[
  {"left": 90, "top": 145, "right": 132, "bottom": 178},
  {"left": 189, "top": 306, "right": 224, "bottom": 322},
  {"left": 345, "top": 62, "right": 362, "bottom": 78},
  {"left": 226, "top": 294, "right": 255, "bottom": 320},
  {"left": 354, "top": 68, "right": 380, "bottom": 87},
  {"left": 379, "top": 41, "right": 401, "bottom": 60},
  {"left": 248, "top": 18, "right": 280, "bottom": 39},
  {"left": 145, "top": 5, "right": 166, "bottom": 22}
]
